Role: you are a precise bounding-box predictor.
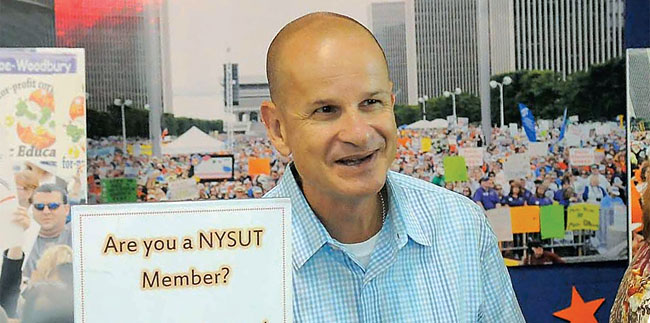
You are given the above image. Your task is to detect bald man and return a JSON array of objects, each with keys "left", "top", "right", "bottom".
[{"left": 262, "top": 12, "right": 523, "bottom": 322}]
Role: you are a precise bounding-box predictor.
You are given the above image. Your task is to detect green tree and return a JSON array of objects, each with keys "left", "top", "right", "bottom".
[
  {"left": 490, "top": 70, "right": 565, "bottom": 125},
  {"left": 393, "top": 104, "right": 421, "bottom": 126},
  {"left": 425, "top": 92, "right": 481, "bottom": 123},
  {"left": 562, "top": 56, "right": 625, "bottom": 121}
]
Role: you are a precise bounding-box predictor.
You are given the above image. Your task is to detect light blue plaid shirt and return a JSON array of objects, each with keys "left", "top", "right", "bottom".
[{"left": 266, "top": 165, "right": 524, "bottom": 322}]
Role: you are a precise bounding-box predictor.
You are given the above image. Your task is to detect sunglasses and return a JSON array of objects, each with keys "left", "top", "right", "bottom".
[{"left": 33, "top": 202, "right": 62, "bottom": 211}]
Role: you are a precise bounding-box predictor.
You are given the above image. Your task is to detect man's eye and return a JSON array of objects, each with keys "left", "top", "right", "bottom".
[
  {"left": 362, "top": 99, "right": 381, "bottom": 106},
  {"left": 315, "top": 106, "right": 336, "bottom": 114}
]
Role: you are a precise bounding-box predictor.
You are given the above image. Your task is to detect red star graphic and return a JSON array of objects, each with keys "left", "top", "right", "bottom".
[{"left": 553, "top": 286, "right": 605, "bottom": 323}]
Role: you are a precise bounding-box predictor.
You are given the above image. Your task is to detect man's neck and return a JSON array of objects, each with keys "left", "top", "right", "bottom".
[
  {"left": 293, "top": 165, "right": 384, "bottom": 244},
  {"left": 39, "top": 227, "right": 64, "bottom": 238}
]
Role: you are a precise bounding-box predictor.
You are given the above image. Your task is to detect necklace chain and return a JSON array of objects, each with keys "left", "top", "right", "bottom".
[{"left": 379, "top": 190, "right": 386, "bottom": 224}]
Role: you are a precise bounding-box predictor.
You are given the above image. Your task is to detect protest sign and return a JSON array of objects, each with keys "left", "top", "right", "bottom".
[
  {"left": 72, "top": 199, "right": 292, "bottom": 323},
  {"left": 397, "top": 137, "right": 410, "bottom": 148},
  {"left": 194, "top": 155, "right": 234, "bottom": 180},
  {"left": 510, "top": 206, "right": 540, "bottom": 234},
  {"left": 447, "top": 116, "right": 456, "bottom": 128},
  {"left": 458, "top": 147, "right": 484, "bottom": 167},
  {"left": 569, "top": 148, "right": 596, "bottom": 166},
  {"left": 508, "top": 123, "right": 518, "bottom": 137},
  {"left": 528, "top": 142, "right": 548, "bottom": 157},
  {"left": 420, "top": 137, "right": 432, "bottom": 152},
  {"left": 567, "top": 203, "right": 600, "bottom": 231},
  {"left": 168, "top": 178, "right": 200, "bottom": 201},
  {"left": 486, "top": 208, "right": 513, "bottom": 241},
  {"left": 457, "top": 117, "right": 469, "bottom": 128},
  {"left": 540, "top": 204, "right": 565, "bottom": 239},
  {"left": 503, "top": 154, "right": 530, "bottom": 180},
  {"left": 101, "top": 178, "right": 138, "bottom": 203},
  {"left": 248, "top": 157, "right": 271, "bottom": 176},
  {"left": 124, "top": 166, "right": 139, "bottom": 178},
  {"left": 443, "top": 156, "right": 468, "bottom": 182}
]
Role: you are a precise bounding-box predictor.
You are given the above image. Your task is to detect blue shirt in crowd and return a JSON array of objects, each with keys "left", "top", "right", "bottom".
[
  {"left": 266, "top": 164, "right": 524, "bottom": 322},
  {"left": 527, "top": 195, "right": 553, "bottom": 206},
  {"left": 473, "top": 187, "right": 501, "bottom": 210},
  {"left": 502, "top": 195, "right": 526, "bottom": 207}
]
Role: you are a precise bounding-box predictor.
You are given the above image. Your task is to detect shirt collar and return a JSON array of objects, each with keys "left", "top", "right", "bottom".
[
  {"left": 385, "top": 171, "right": 432, "bottom": 248},
  {"left": 275, "top": 164, "right": 432, "bottom": 270}
]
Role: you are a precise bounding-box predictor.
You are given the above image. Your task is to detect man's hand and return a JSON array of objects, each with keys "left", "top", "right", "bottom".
[{"left": 12, "top": 206, "right": 30, "bottom": 231}]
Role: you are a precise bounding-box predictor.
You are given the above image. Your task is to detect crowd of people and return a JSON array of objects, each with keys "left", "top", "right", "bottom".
[
  {"left": 84, "top": 120, "right": 628, "bottom": 262},
  {"left": 0, "top": 118, "right": 629, "bottom": 321},
  {"left": 86, "top": 136, "right": 289, "bottom": 204},
  {"left": 88, "top": 120, "right": 627, "bottom": 211}
]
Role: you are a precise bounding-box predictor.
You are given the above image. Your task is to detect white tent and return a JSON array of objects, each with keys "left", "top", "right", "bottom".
[
  {"left": 406, "top": 120, "right": 434, "bottom": 129},
  {"left": 429, "top": 118, "right": 448, "bottom": 128},
  {"left": 162, "top": 126, "right": 226, "bottom": 155}
]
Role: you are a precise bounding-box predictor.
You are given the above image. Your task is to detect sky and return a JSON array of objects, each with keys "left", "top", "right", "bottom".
[{"left": 166, "top": 0, "right": 393, "bottom": 120}]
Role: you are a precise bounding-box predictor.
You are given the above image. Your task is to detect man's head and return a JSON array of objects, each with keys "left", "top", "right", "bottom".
[
  {"left": 30, "top": 184, "right": 69, "bottom": 237},
  {"left": 476, "top": 178, "right": 489, "bottom": 190},
  {"left": 261, "top": 12, "right": 396, "bottom": 200},
  {"left": 529, "top": 240, "right": 544, "bottom": 258}
]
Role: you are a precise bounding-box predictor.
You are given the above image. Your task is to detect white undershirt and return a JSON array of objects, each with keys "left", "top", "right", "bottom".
[{"left": 339, "top": 230, "right": 382, "bottom": 269}]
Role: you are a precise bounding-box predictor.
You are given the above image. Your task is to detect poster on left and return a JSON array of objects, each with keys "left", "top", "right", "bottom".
[{"left": 0, "top": 48, "right": 86, "bottom": 268}]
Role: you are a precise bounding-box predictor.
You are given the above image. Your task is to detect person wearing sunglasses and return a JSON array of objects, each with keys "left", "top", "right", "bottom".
[{"left": 23, "top": 184, "right": 72, "bottom": 280}]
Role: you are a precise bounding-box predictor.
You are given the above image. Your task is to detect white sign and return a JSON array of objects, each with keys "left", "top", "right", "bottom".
[
  {"left": 509, "top": 123, "right": 518, "bottom": 137},
  {"left": 72, "top": 199, "right": 292, "bottom": 323},
  {"left": 459, "top": 147, "right": 484, "bottom": 167},
  {"left": 565, "top": 134, "right": 581, "bottom": 147},
  {"left": 447, "top": 116, "right": 456, "bottom": 128},
  {"left": 528, "top": 142, "right": 549, "bottom": 157},
  {"left": 570, "top": 148, "right": 596, "bottom": 166},
  {"left": 457, "top": 117, "right": 469, "bottom": 128},
  {"left": 167, "top": 178, "right": 200, "bottom": 201},
  {"left": 194, "top": 155, "right": 234, "bottom": 180},
  {"left": 486, "top": 208, "right": 513, "bottom": 242},
  {"left": 503, "top": 154, "right": 530, "bottom": 180}
]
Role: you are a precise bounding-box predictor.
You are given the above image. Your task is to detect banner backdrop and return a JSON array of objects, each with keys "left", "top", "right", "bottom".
[{"left": 0, "top": 48, "right": 87, "bottom": 267}]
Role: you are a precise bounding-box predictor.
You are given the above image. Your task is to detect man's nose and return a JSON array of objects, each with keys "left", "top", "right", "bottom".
[{"left": 337, "top": 109, "right": 375, "bottom": 147}]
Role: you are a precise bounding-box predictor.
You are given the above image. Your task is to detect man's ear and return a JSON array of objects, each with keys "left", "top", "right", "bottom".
[{"left": 260, "top": 100, "right": 291, "bottom": 156}]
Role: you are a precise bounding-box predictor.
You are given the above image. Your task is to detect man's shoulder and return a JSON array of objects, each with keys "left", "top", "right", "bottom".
[{"left": 388, "top": 171, "right": 485, "bottom": 225}]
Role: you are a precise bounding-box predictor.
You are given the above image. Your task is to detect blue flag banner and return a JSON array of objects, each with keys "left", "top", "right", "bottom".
[
  {"left": 558, "top": 107, "right": 568, "bottom": 141},
  {"left": 518, "top": 103, "right": 537, "bottom": 142}
]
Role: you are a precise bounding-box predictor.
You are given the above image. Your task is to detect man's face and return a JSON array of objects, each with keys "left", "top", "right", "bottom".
[
  {"left": 264, "top": 27, "right": 396, "bottom": 199},
  {"left": 32, "top": 191, "right": 69, "bottom": 234},
  {"left": 532, "top": 246, "right": 544, "bottom": 258}
]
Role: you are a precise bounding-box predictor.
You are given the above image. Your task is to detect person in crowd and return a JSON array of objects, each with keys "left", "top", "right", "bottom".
[
  {"left": 234, "top": 186, "right": 248, "bottom": 199},
  {"left": 523, "top": 240, "right": 565, "bottom": 265},
  {"left": 527, "top": 183, "right": 553, "bottom": 206},
  {"left": 260, "top": 12, "right": 523, "bottom": 321},
  {"left": 23, "top": 184, "right": 72, "bottom": 279},
  {"left": 21, "top": 282, "right": 73, "bottom": 323},
  {"left": 473, "top": 178, "right": 501, "bottom": 210},
  {"left": 583, "top": 175, "right": 608, "bottom": 204},
  {"left": 461, "top": 187, "right": 472, "bottom": 199},
  {"left": 502, "top": 182, "right": 527, "bottom": 207}
]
